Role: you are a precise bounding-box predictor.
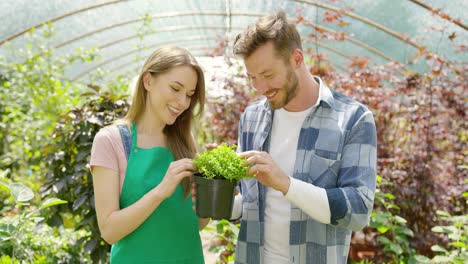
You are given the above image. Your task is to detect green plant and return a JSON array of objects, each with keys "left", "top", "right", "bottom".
[
  {"left": 0, "top": 169, "right": 74, "bottom": 263},
  {"left": 369, "top": 175, "right": 420, "bottom": 263},
  {"left": 415, "top": 181, "right": 468, "bottom": 264},
  {"left": 0, "top": 215, "right": 92, "bottom": 264},
  {"left": 429, "top": 210, "right": 468, "bottom": 263},
  {"left": 0, "top": 23, "right": 97, "bottom": 177},
  {"left": 205, "top": 220, "right": 239, "bottom": 264},
  {"left": 193, "top": 144, "right": 251, "bottom": 181},
  {"left": 40, "top": 92, "right": 130, "bottom": 263},
  {"left": 0, "top": 255, "right": 19, "bottom": 264}
]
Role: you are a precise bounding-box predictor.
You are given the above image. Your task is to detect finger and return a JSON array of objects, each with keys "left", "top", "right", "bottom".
[
  {"left": 248, "top": 164, "right": 270, "bottom": 176},
  {"left": 173, "top": 158, "right": 193, "bottom": 166},
  {"left": 179, "top": 159, "right": 195, "bottom": 169},
  {"left": 205, "top": 143, "right": 218, "bottom": 150},
  {"left": 247, "top": 165, "right": 258, "bottom": 176},
  {"left": 172, "top": 162, "right": 196, "bottom": 174},
  {"left": 176, "top": 158, "right": 193, "bottom": 163},
  {"left": 177, "top": 171, "right": 193, "bottom": 180},
  {"left": 238, "top": 150, "right": 262, "bottom": 159},
  {"left": 245, "top": 153, "right": 269, "bottom": 166}
]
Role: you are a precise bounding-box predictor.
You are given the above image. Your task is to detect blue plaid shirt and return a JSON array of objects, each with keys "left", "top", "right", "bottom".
[{"left": 235, "top": 77, "right": 377, "bottom": 264}]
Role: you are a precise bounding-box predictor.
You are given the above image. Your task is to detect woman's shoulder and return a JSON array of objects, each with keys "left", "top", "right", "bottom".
[
  {"left": 96, "top": 125, "right": 118, "bottom": 138},
  {"left": 90, "top": 123, "right": 128, "bottom": 173},
  {"left": 94, "top": 123, "right": 128, "bottom": 143}
]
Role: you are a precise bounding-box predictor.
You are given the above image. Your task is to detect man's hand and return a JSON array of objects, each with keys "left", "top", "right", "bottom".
[{"left": 239, "top": 151, "right": 291, "bottom": 195}]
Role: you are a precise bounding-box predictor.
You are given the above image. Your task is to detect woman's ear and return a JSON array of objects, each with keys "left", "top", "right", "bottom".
[{"left": 142, "top": 72, "right": 151, "bottom": 91}]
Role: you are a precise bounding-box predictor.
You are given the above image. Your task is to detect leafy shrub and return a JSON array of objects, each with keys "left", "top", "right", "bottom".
[
  {"left": 369, "top": 176, "right": 419, "bottom": 263},
  {"left": 326, "top": 61, "right": 466, "bottom": 255},
  {"left": 416, "top": 182, "right": 468, "bottom": 264},
  {"left": 39, "top": 92, "right": 130, "bottom": 263},
  {"left": 0, "top": 217, "right": 91, "bottom": 264},
  {"left": 427, "top": 210, "right": 468, "bottom": 263},
  {"left": 0, "top": 169, "right": 88, "bottom": 263},
  {"left": 0, "top": 24, "right": 96, "bottom": 176}
]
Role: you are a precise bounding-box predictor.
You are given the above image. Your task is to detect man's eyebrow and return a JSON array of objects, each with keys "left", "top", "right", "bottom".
[
  {"left": 259, "top": 69, "right": 272, "bottom": 75},
  {"left": 247, "top": 69, "right": 272, "bottom": 77}
]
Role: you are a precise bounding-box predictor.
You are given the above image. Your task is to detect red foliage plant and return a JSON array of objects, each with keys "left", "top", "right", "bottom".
[{"left": 323, "top": 59, "right": 466, "bottom": 257}]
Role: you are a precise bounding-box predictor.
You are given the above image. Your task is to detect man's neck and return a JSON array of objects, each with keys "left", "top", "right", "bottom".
[{"left": 284, "top": 69, "right": 319, "bottom": 112}]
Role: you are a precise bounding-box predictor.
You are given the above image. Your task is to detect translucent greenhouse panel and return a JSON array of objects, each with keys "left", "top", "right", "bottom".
[
  {"left": 0, "top": 0, "right": 98, "bottom": 40},
  {"left": 0, "top": 0, "right": 465, "bottom": 83},
  {"left": 70, "top": 37, "right": 214, "bottom": 84}
]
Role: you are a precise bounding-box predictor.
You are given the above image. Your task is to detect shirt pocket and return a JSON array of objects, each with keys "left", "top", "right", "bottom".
[{"left": 306, "top": 153, "right": 341, "bottom": 188}]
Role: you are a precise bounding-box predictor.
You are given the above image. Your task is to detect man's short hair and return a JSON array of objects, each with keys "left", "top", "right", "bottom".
[{"left": 233, "top": 10, "right": 302, "bottom": 61}]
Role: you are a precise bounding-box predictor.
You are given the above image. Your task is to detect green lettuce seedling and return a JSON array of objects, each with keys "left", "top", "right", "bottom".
[{"left": 194, "top": 144, "right": 252, "bottom": 181}]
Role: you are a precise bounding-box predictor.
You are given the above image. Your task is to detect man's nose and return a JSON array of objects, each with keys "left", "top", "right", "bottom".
[{"left": 253, "top": 78, "right": 269, "bottom": 95}]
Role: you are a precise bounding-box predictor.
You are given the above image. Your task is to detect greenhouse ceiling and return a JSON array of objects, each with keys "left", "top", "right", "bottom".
[{"left": 0, "top": 0, "right": 466, "bottom": 85}]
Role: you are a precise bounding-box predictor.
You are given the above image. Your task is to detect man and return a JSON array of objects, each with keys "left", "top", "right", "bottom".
[{"left": 232, "top": 11, "right": 377, "bottom": 264}]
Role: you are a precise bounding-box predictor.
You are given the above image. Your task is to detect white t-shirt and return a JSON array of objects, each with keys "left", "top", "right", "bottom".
[
  {"left": 264, "top": 80, "right": 331, "bottom": 263},
  {"left": 264, "top": 107, "right": 312, "bottom": 263}
]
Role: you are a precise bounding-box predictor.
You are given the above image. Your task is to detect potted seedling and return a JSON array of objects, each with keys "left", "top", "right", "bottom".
[{"left": 193, "top": 144, "right": 251, "bottom": 220}]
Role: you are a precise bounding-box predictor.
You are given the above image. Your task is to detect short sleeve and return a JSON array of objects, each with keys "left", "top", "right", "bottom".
[{"left": 90, "top": 127, "right": 120, "bottom": 173}]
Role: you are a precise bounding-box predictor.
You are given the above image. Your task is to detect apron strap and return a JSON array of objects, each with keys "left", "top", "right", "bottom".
[{"left": 117, "top": 124, "right": 132, "bottom": 160}]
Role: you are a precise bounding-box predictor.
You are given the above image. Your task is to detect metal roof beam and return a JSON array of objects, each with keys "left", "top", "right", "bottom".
[
  {"left": 408, "top": 0, "right": 467, "bottom": 30},
  {"left": 72, "top": 36, "right": 217, "bottom": 81},
  {"left": 295, "top": 0, "right": 423, "bottom": 49}
]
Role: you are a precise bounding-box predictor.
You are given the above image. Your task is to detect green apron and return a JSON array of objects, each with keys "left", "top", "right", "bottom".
[{"left": 110, "top": 123, "right": 204, "bottom": 263}]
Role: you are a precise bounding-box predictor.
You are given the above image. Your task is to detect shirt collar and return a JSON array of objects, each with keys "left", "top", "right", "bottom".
[{"left": 314, "top": 76, "right": 334, "bottom": 109}]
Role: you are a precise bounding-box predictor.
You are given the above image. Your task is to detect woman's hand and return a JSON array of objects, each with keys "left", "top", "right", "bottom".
[{"left": 157, "top": 158, "right": 195, "bottom": 199}]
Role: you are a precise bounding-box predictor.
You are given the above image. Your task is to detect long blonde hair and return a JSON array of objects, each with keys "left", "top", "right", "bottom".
[{"left": 122, "top": 46, "right": 205, "bottom": 197}]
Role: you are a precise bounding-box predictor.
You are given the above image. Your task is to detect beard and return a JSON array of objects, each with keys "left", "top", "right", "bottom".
[{"left": 268, "top": 67, "right": 299, "bottom": 109}]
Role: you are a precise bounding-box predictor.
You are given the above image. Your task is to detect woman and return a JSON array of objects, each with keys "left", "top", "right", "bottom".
[{"left": 90, "top": 46, "right": 209, "bottom": 263}]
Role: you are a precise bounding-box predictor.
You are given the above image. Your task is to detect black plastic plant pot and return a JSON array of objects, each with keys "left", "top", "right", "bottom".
[{"left": 193, "top": 173, "right": 237, "bottom": 220}]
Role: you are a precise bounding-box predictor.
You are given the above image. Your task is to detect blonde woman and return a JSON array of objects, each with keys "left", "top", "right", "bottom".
[{"left": 90, "top": 46, "right": 208, "bottom": 263}]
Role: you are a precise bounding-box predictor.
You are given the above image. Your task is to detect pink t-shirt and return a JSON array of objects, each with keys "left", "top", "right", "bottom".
[{"left": 90, "top": 125, "right": 128, "bottom": 193}]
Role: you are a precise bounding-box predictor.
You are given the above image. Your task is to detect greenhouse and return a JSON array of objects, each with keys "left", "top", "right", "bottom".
[{"left": 0, "top": 0, "right": 466, "bottom": 263}]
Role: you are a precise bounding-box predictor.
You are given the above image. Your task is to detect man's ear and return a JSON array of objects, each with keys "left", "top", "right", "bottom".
[
  {"left": 291, "top": 49, "right": 304, "bottom": 69},
  {"left": 142, "top": 72, "right": 151, "bottom": 91}
]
